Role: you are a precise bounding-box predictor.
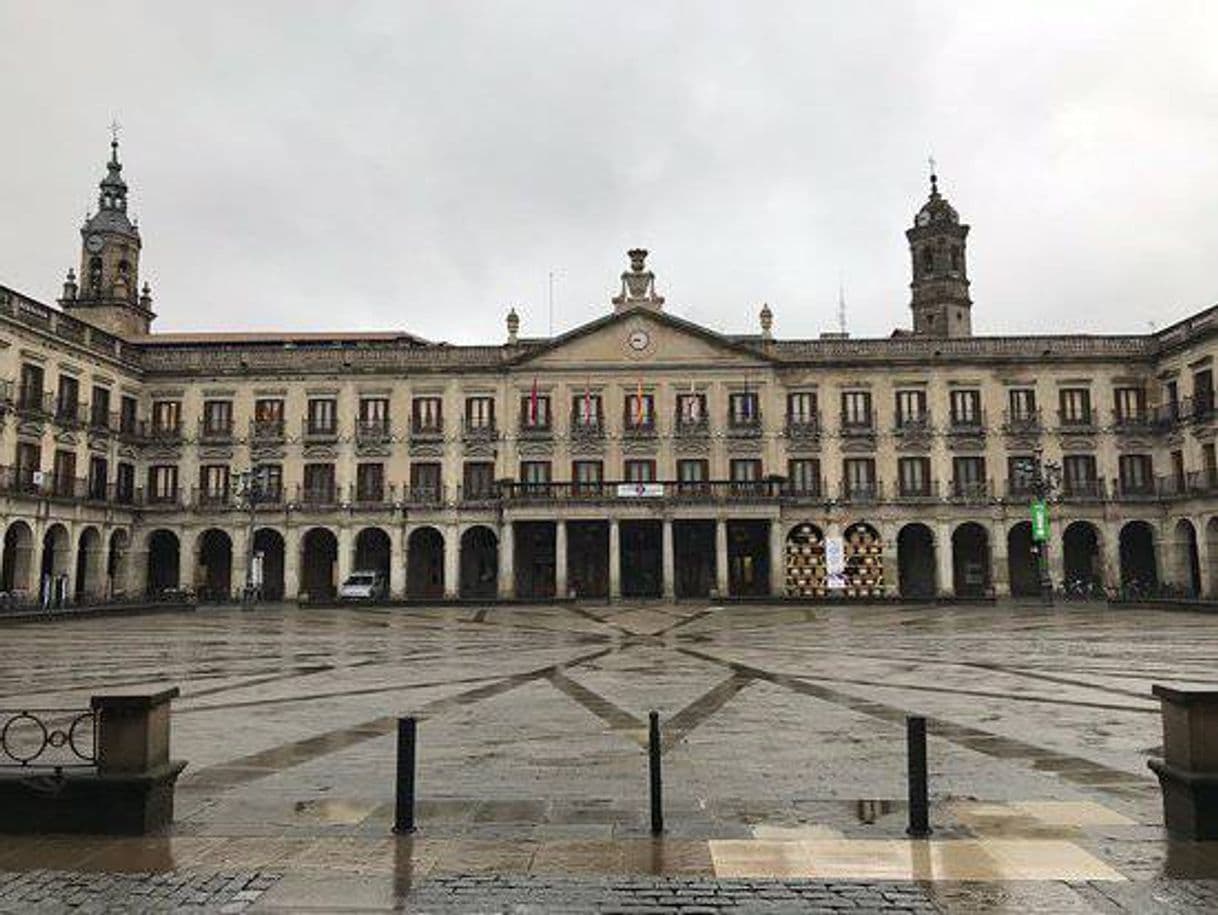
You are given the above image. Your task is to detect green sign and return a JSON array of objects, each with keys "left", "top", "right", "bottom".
[{"left": 1031, "top": 500, "right": 1049, "bottom": 542}]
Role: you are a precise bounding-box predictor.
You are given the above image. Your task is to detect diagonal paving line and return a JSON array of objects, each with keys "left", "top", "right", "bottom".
[
  {"left": 544, "top": 670, "right": 644, "bottom": 732},
  {"left": 659, "top": 671, "right": 754, "bottom": 753}
]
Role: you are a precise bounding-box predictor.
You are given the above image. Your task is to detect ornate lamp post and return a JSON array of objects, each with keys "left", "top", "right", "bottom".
[
  {"left": 1016, "top": 447, "right": 1061, "bottom": 606},
  {"left": 236, "top": 466, "right": 267, "bottom": 608}
]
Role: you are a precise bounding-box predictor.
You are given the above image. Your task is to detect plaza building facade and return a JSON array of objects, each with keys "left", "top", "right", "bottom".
[{"left": 2, "top": 143, "right": 1217, "bottom": 604}]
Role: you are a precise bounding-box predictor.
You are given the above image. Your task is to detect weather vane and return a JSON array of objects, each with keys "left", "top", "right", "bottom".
[
  {"left": 109, "top": 118, "right": 122, "bottom": 144},
  {"left": 927, "top": 154, "right": 936, "bottom": 176}
]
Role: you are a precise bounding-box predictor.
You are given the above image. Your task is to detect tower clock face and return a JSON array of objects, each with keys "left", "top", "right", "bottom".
[
  {"left": 627, "top": 329, "right": 650, "bottom": 351},
  {"left": 85, "top": 234, "right": 104, "bottom": 253}
]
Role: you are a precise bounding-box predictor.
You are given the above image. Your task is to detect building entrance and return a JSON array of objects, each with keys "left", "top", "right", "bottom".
[
  {"left": 621, "top": 520, "right": 662, "bottom": 598},
  {"left": 728, "top": 520, "right": 770, "bottom": 597},
  {"left": 674, "top": 520, "right": 715, "bottom": 597},
  {"left": 515, "top": 521, "right": 556, "bottom": 599},
  {"left": 567, "top": 521, "right": 608, "bottom": 598}
]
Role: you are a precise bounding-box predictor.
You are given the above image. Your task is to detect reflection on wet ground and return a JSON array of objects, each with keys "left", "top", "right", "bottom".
[{"left": 5, "top": 599, "right": 1218, "bottom": 900}]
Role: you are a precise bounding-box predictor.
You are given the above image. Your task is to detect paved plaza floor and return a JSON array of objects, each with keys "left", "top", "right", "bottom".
[{"left": 4, "top": 599, "right": 1218, "bottom": 912}]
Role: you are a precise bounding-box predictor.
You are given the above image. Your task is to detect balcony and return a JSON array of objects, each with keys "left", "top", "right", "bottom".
[
  {"left": 138, "top": 487, "right": 183, "bottom": 509},
  {"left": 947, "top": 410, "right": 986, "bottom": 437},
  {"left": 193, "top": 486, "right": 232, "bottom": 510},
  {"left": 948, "top": 479, "right": 993, "bottom": 504},
  {"left": 302, "top": 418, "right": 339, "bottom": 444},
  {"left": 1056, "top": 410, "right": 1096, "bottom": 433},
  {"left": 198, "top": 418, "right": 235, "bottom": 445},
  {"left": 1193, "top": 391, "right": 1218, "bottom": 424},
  {"left": 780, "top": 478, "right": 826, "bottom": 502},
  {"left": 89, "top": 406, "right": 115, "bottom": 434},
  {"left": 53, "top": 397, "right": 86, "bottom": 429},
  {"left": 1002, "top": 408, "right": 1043, "bottom": 436},
  {"left": 893, "top": 479, "right": 940, "bottom": 504},
  {"left": 1111, "top": 409, "right": 1157, "bottom": 435},
  {"left": 497, "top": 480, "right": 782, "bottom": 505},
  {"left": 622, "top": 418, "right": 657, "bottom": 442},
  {"left": 410, "top": 419, "right": 444, "bottom": 442},
  {"left": 250, "top": 417, "right": 286, "bottom": 443},
  {"left": 146, "top": 420, "right": 183, "bottom": 445},
  {"left": 839, "top": 480, "right": 882, "bottom": 505},
  {"left": 1159, "top": 471, "right": 1218, "bottom": 500},
  {"left": 1060, "top": 477, "right": 1107, "bottom": 502},
  {"left": 462, "top": 418, "right": 498, "bottom": 444},
  {"left": 356, "top": 417, "right": 392, "bottom": 445},
  {"left": 402, "top": 484, "right": 445, "bottom": 506},
  {"left": 16, "top": 388, "right": 53, "bottom": 419},
  {"left": 295, "top": 483, "right": 339, "bottom": 508},
  {"left": 1004, "top": 479, "right": 1039, "bottom": 501},
  {"left": 726, "top": 412, "right": 763, "bottom": 439},
  {"left": 518, "top": 419, "right": 553, "bottom": 441},
  {"left": 839, "top": 417, "right": 876, "bottom": 448},
  {"left": 0, "top": 465, "right": 44, "bottom": 497},
  {"left": 784, "top": 415, "right": 821, "bottom": 447},
  {"left": 457, "top": 481, "right": 501, "bottom": 506},
  {"left": 1111, "top": 476, "right": 1159, "bottom": 502},
  {"left": 350, "top": 481, "right": 395, "bottom": 508},
  {"left": 893, "top": 414, "right": 932, "bottom": 450},
  {"left": 675, "top": 416, "right": 710, "bottom": 438}
]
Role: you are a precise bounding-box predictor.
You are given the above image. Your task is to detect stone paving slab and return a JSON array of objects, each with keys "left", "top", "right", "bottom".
[{"left": 0, "top": 870, "right": 279, "bottom": 914}]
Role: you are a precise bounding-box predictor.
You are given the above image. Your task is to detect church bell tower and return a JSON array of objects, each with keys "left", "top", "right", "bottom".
[
  {"left": 59, "top": 133, "right": 155, "bottom": 337},
  {"left": 906, "top": 170, "right": 971, "bottom": 338}
]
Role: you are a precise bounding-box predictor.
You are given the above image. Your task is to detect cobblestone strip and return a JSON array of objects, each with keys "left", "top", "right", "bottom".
[{"left": 0, "top": 871, "right": 280, "bottom": 915}]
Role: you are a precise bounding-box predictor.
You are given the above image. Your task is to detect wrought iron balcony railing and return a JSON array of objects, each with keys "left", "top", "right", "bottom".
[
  {"left": 948, "top": 479, "right": 993, "bottom": 503},
  {"left": 356, "top": 418, "right": 392, "bottom": 443},
  {"left": 1001, "top": 408, "right": 1042, "bottom": 434},
  {"left": 250, "top": 418, "right": 286, "bottom": 442}
]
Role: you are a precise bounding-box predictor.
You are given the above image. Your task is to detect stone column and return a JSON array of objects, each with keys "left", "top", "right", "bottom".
[
  {"left": 444, "top": 523, "right": 460, "bottom": 599},
  {"left": 609, "top": 518, "right": 622, "bottom": 600},
  {"left": 661, "top": 517, "right": 675, "bottom": 599},
  {"left": 1101, "top": 522, "right": 1122, "bottom": 592},
  {"left": 990, "top": 519, "right": 1010, "bottom": 597},
  {"left": 232, "top": 526, "right": 250, "bottom": 599},
  {"left": 283, "top": 527, "right": 301, "bottom": 600},
  {"left": 1047, "top": 518, "right": 1065, "bottom": 590},
  {"left": 389, "top": 525, "right": 406, "bottom": 598},
  {"left": 768, "top": 518, "right": 785, "bottom": 597},
  {"left": 715, "top": 518, "right": 729, "bottom": 597},
  {"left": 1195, "top": 515, "right": 1213, "bottom": 597},
  {"left": 179, "top": 531, "right": 195, "bottom": 592},
  {"left": 555, "top": 520, "right": 569, "bottom": 599},
  {"left": 936, "top": 521, "right": 954, "bottom": 597},
  {"left": 337, "top": 525, "right": 354, "bottom": 584},
  {"left": 498, "top": 521, "right": 515, "bottom": 599}
]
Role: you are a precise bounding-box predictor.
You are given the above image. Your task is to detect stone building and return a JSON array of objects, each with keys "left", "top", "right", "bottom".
[{"left": 1, "top": 141, "right": 1215, "bottom": 604}]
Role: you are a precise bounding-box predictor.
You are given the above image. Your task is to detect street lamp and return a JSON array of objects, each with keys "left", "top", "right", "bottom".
[
  {"left": 236, "top": 466, "right": 267, "bottom": 608},
  {"left": 1015, "top": 447, "right": 1061, "bottom": 606}
]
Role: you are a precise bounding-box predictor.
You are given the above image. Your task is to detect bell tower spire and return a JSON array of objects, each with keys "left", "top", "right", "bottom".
[
  {"left": 61, "top": 127, "right": 155, "bottom": 337},
  {"left": 906, "top": 164, "right": 971, "bottom": 337}
]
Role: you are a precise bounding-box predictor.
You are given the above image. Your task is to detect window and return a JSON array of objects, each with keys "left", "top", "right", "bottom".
[
  {"left": 1195, "top": 368, "right": 1214, "bottom": 416},
  {"left": 950, "top": 246, "right": 961, "bottom": 273},
  {"left": 152, "top": 400, "right": 181, "bottom": 435},
  {"left": 677, "top": 459, "right": 709, "bottom": 489},
  {"left": 949, "top": 389, "right": 982, "bottom": 426},
  {"left": 898, "top": 457, "right": 931, "bottom": 496},
  {"left": 1118, "top": 455, "right": 1153, "bottom": 494},
  {"left": 51, "top": 450, "right": 76, "bottom": 496},
  {"left": 253, "top": 398, "right": 284, "bottom": 438},
  {"left": 1205, "top": 444, "right": 1218, "bottom": 487},
  {"left": 895, "top": 390, "right": 927, "bottom": 427},
  {"left": 1008, "top": 388, "right": 1037, "bottom": 422},
  {"left": 199, "top": 465, "right": 230, "bottom": 502},
  {"left": 356, "top": 463, "right": 385, "bottom": 501},
  {"left": 730, "top": 459, "right": 762, "bottom": 487},
  {"left": 624, "top": 459, "right": 656, "bottom": 482},
  {"left": 115, "top": 462, "right": 135, "bottom": 503},
  {"left": 18, "top": 363, "right": 44, "bottom": 410},
  {"left": 1007, "top": 455, "right": 1036, "bottom": 496},
  {"left": 465, "top": 396, "right": 495, "bottom": 430},
  {"left": 359, "top": 397, "right": 390, "bottom": 435},
  {"left": 843, "top": 458, "right": 876, "bottom": 497},
  {"left": 519, "top": 461, "right": 551, "bottom": 486},
  {"left": 921, "top": 246, "right": 934, "bottom": 275},
  {"left": 56, "top": 375, "right": 79, "bottom": 422},
  {"left": 1165, "top": 380, "right": 1180, "bottom": 420},
  {"left": 676, "top": 392, "right": 707, "bottom": 426},
  {"left": 410, "top": 462, "right": 443, "bottom": 500},
  {"left": 202, "top": 400, "right": 233, "bottom": 437},
  {"left": 88, "top": 456, "right": 108, "bottom": 500},
  {"left": 90, "top": 386, "right": 110, "bottom": 428},
  {"left": 571, "top": 392, "right": 602, "bottom": 428},
  {"left": 463, "top": 461, "right": 496, "bottom": 499},
  {"left": 786, "top": 458, "right": 821, "bottom": 495},
  {"left": 572, "top": 460, "right": 603, "bottom": 493},
  {"left": 1059, "top": 388, "right": 1092, "bottom": 425},
  {"left": 952, "top": 456, "right": 986, "bottom": 498},
  {"left": 258, "top": 464, "right": 283, "bottom": 502},
  {"left": 307, "top": 398, "right": 337, "bottom": 435},
  {"left": 119, "top": 395, "right": 138, "bottom": 435},
  {"left": 87, "top": 255, "right": 101, "bottom": 293},
  {"left": 15, "top": 442, "right": 40, "bottom": 491},
  {"left": 1114, "top": 387, "right": 1146, "bottom": 424},
  {"left": 1171, "top": 449, "right": 1186, "bottom": 489},
  {"left": 729, "top": 392, "right": 760, "bottom": 426},
  {"left": 303, "top": 463, "right": 336, "bottom": 502},
  {"left": 148, "top": 465, "right": 179, "bottom": 503},
  {"left": 787, "top": 392, "right": 818, "bottom": 425},
  {"left": 412, "top": 396, "right": 443, "bottom": 433},
  {"left": 841, "top": 391, "right": 872, "bottom": 429},
  {"left": 1063, "top": 455, "right": 1098, "bottom": 495},
  {"left": 624, "top": 393, "right": 654, "bottom": 428},
  {"left": 520, "top": 392, "right": 551, "bottom": 429}
]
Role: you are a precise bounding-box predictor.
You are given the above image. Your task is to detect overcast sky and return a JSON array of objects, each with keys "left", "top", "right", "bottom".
[{"left": 3, "top": 1, "right": 1218, "bottom": 343}]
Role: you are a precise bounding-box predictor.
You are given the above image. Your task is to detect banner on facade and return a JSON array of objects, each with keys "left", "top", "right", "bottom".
[
  {"left": 1031, "top": 500, "right": 1049, "bottom": 542},
  {"left": 615, "top": 482, "right": 664, "bottom": 498},
  {"left": 825, "top": 536, "right": 845, "bottom": 589}
]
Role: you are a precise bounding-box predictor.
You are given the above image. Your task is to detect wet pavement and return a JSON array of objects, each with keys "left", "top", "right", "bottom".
[{"left": 3, "top": 599, "right": 1218, "bottom": 911}]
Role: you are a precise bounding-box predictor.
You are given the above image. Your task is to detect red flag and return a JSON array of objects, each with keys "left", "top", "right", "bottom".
[
  {"left": 636, "top": 378, "right": 645, "bottom": 424},
  {"left": 530, "top": 377, "right": 539, "bottom": 425}
]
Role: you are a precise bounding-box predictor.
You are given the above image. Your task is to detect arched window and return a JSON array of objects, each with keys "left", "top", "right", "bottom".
[
  {"left": 87, "top": 256, "right": 102, "bottom": 293},
  {"left": 922, "top": 247, "right": 934, "bottom": 275},
  {"left": 118, "top": 260, "right": 130, "bottom": 277},
  {"left": 950, "top": 246, "right": 961, "bottom": 273}
]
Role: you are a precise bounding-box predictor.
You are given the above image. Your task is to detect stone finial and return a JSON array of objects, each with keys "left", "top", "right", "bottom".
[
  {"left": 139, "top": 281, "right": 153, "bottom": 311},
  {"left": 612, "top": 248, "right": 665, "bottom": 313},
  {"left": 62, "top": 268, "right": 78, "bottom": 301},
  {"left": 506, "top": 307, "right": 520, "bottom": 344},
  {"left": 759, "top": 302, "right": 773, "bottom": 340}
]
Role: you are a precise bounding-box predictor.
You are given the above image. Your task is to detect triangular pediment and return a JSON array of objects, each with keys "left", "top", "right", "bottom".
[{"left": 512, "top": 308, "right": 772, "bottom": 370}]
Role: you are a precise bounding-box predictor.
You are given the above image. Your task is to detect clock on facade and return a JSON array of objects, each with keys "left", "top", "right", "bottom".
[
  {"left": 627, "top": 329, "right": 650, "bottom": 351},
  {"left": 85, "top": 234, "right": 104, "bottom": 253}
]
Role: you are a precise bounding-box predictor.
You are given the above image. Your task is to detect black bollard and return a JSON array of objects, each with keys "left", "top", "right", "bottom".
[
  {"left": 649, "top": 710, "right": 663, "bottom": 835},
  {"left": 906, "top": 715, "right": 931, "bottom": 837},
  {"left": 393, "top": 716, "right": 417, "bottom": 834}
]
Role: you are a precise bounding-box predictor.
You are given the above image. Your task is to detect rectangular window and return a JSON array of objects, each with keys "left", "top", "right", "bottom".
[
  {"left": 202, "top": 400, "right": 233, "bottom": 436},
  {"left": 256, "top": 464, "right": 283, "bottom": 502},
  {"left": 571, "top": 392, "right": 602, "bottom": 428},
  {"left": 1118, "top": 454, "right": 1153, "bottom": 493},
  {"left": 52, "top": 449, "right": 76, "bottom": 496},
  {"left": 895, "top": 390, "right": 927, "bottom": 427},
  {"left": 1205, "top": 443, "right": 1218, "bottom": 487},
  {"left": 199, "top": 464, "right": 230, "bottom": 502},
  {"left": 148, "top": 465, "right": 178, "bottom": 503},
  {"left": 624, "top": 459, "right": 656, "bottom": 482},
  {"left": 1195, "top": 368, "right": 1214, "bottom": 416},
  {"left": 841, "top": 391, "right": 872, "bottom": 428},
  {"left": 1008, "top": 388, "right": 1037, "bottom": 422},
  {"left": 119, "top": 395, "right": 138, "bottom": 435},
  {"left": 520, "top": 393, "right": 552, "bottom": 428},
  {"left": 115, "top": 462, "right": 135, "bottom": 503},
  {"left": 1172, "top": 449, "right": 1185, "bottom": 488},
  {"left": 18, "top": 363, "right": 44, "bottom": 410},
  {"left": 624, "top": 393, "right": 654, "bottom": 428},
  {"left": 303, "top": 463, "right": 336, "bottom": 502},
  {"left": 898, "top": 457, "right": 932, "bottom": 496},
  {"left": 56, "top": 375, "right": 79, "bottom": 422},
  {"left": 730, "top": 459, "right": 762, "bottom": 488},
  {"left": 358, "top": 397, "right": 390, "bottom": 436},
  {"left": 787, "top": 392, "right": 818, "bottom": 424},
  {"left": 950, "top": 389, "right": 982, "bottom": 426},
  {"left": 952, "top": 456, "right": 987, "bottom": 498},
  {"left": 410, "top": 462, "right": 443, "bottom": 500},
  {"left": 519, "top": 461, "right": 551, "bottom": 485},
  {"left": 1165, "top": 379, "right": 1180, "bottom": 420},
  {"left": 1114, "top": 386, "right": 1146, "bottom": 424},
  {"left": 1063, "top": 455, "right": 1098, "bottom": 495},
  {"left": 572, "top": 460, "right": 603, "bottom": 493},
  {"left": 152, "top": 400, "right": 181, "bottom": 435},
  {"left": 306, "top": 398, "right": 337, "bottom": 435},
  {"left": 15, "top": 442, "right": 40, "bottom": 491},
  {"left": 842, "top": 457, "right": 876, "bottom": 497},
  {"left": 1007, "top": 455, "right": 1036, "bottom": 496},
  {"left": 412, "top": 396, "right": 443, "bottom": 432},
  {"left": 1059, "top": 388, "right": 1092, "bottom": 425},
  {"left": 677, "top": 459, "right": 709, "bottom": 487},
  {"left": 253, "top": 398, "right": 284, "bottom": 438},
  {"left": 465, "top": 396, "right": 495, "bottom": 429},
  {"left": 786, "top": 458, "right": 821, "bottom": 495},
  {"left": 729, "top": 392, "right": 760, "bottom": 426},
  {"left": 356, "top": 462, "right": 385, "bottom": 501},
  {"left": 88, "top": 456, "right": 108, "bottom": 500},
  {"left": 463, "top": 461, "right": 496, "bottom": 499},
  {"left": 676, "top": 392, "right": 707, "bottom": 425},
  {"left": 90, "top": 386, "right": 110, "bottom": 428}
]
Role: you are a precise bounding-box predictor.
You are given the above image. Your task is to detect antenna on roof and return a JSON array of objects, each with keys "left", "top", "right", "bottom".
[{"left": 838, "top": 273, "right": 848, "bottom": 336}]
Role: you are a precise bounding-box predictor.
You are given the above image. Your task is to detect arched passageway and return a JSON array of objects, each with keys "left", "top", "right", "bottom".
[
  {"left": 1207, "top": 518, "right": 1218, "bottom": 599},
  {"left": 301, "top": 528, "right": 338, "bottom": 599},
  {"left": 146, "top": 529, "right": 181, "bottom": 595},
  {"left": 42, "top": 524, "right": 71, "bottom": 604},
  {"left": 1119, "top": 521, "right": 1158, "bottom": 588},
  {"left": 1, "top": 521, "right": 34, "bottom": 594},
  {"left": 197, "top": 529, "right": 234, "bottom": 602},
  {"left": 407, "top": 526, "right": 445, "bottom": 599},
  {"left": 1174, "top": 519, "right": 1201, "bottom": 596},
  {"left": 1007, "top": 522, "right": 1039, "bottom": 597},
  {"left": 460, "top": 526, "right": 498, "bottom": 599},
  {"left": 253, "top": 528, "right": 285, "bottom": 600},
  {"left": 1062, "top": 521, "right": 1102, "bottom": 588},
  {"left": 75, "top": 526, "right": 103, "bottom": 601},
  {"left": 107, "top": 529, "right": 130, "bottom": 598},
  {"left": 842, "top": 522, "right": 885, "bottom": 597},
  {"left": 897, "top": 523, "right": 936, "bottom": 598},
  {"left": 952, "top": 522, "right": 991, "bottom": 598},
  {"left": 354, "top": 527, "right": 392, "bottom": 582},
  {"left": 785, "top": 523, "right": 826, "bottom": 598}
]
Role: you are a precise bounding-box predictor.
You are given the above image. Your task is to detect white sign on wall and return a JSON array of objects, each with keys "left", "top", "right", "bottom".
[
  {"left": 615, "top": 482, "right": 664, "bottom": 498},
  {"left": 825, "top": 536, "right": 846, "bottom": 590}
]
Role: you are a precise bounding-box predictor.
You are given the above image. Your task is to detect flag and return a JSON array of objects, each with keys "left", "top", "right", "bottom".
[{"left": 530, "top": 377, "right": 539, "bottom": 425}]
